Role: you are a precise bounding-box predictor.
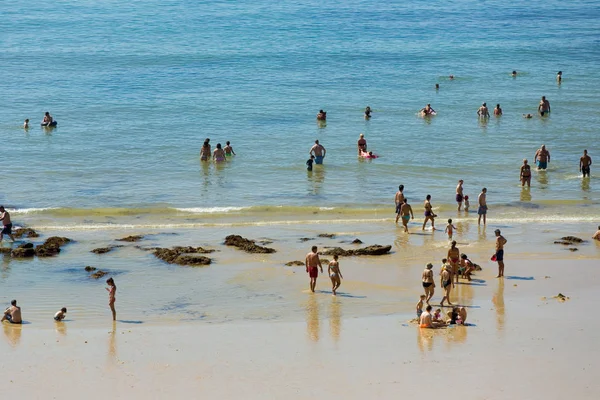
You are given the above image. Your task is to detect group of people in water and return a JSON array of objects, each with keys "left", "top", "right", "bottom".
[
  {"left": 200, "top": 138, "right": 236, "bottom": 162},
  {"left": 22, "top": 112, "right": 57, "bottom": 129}
]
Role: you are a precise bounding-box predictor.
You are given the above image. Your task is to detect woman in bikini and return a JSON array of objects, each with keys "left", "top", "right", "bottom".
[
  {"left": 447, "top": 241, "right": 460, "bottom": 284},
  {"left": 422, "top": 263, "right": 435, "bottom": 305},
  {"left": 520, "top": 159, "right": 531, "bottom": 187},
  {"left": 200, "top": 141, "right": 211, "bottom": 161},
  {"left": 422, "top": 195, "right": 436, "bottom": 230},
  {"left": 328, "top": 255, "right": 343, "bottom": 296},
  {"left": 213, "top": 143, "right": 226, "bottom": 162}
]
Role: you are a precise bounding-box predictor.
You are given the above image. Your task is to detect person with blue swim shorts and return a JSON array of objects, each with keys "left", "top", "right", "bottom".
[
  {"left": 534, "top": 144, "right": 550, "bottom": 170},
  {"left": 309, "top": 140, "right": 326, "bottom": 165}
]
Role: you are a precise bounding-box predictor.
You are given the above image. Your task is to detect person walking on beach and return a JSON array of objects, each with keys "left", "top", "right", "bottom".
[
  {"left": 494, "top": 229, "right": 508, "bottom": 278},
  {"left": 328, "top": 255, "right": 343, "bottom": 296},
  {"left": 422, "top": 263, "right": 435, "bottom": 305},
  {"left": 106, "top": 277, "right": 116, "bottom": 321},
  {"left": 2, "top": 300, "right": 22, "bottom": 324},
  {"left": 422, "top": 195, "right": 436, "bottom": 230},
  {"left": 534, "top": 145, "right": 550, "bottom": 170},
  {"left": 440, "top": 262, "right": 453, "bottom": 307},
  {"left": 580, "top": 150, "right": 592, "bottom": 177},
  {"left": 398, "top": 199, "right": 414, "bottom": 233},
  {"left": 394, "top": 185, "right": 405, "bottom": 222},
  {"left": 305, "top": 246, "right": 323, "bottom": 293},
  {"left": 309, "top": 140, "right": 326, "bottom": 165},
  {"left": 456, "top": 180, "right": 464, "bottom": 211},
  {"left": 477, "top": 103, "right": 490, "bottom": 118},
  {"left": 477, "top": 188, "right": 487, "bottom": 225},
  {"left": 520, "top": 159, "right": 532, "bottom": 187},
  {"left": 447, "top": 241, "right": 460, "bottom": 284},
  {"left": 357, "top": 133, "right": 367, "bottom": 155},
  {"left": 538, "top": 96, "right": 551, "bottom": 116},
  {"left": 0, "top": 206, "right": 15, "bottom": 242}
]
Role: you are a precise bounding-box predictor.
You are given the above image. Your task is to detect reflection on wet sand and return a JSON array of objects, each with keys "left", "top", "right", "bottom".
[
  {"left": 305, "top": 295, "right": 320, "bottom": 342},
  {"left": 417, "top": 328, "right": 434, "bottom": 353},
  {"left": 329, "top": 298, "right": 341, "bottom": 342},
  {"left": 108, "top": 321, "right": 117, "bottom": 364},
  {"left": 493, "top": 280, "right": 505, "bottom": 334},
  {"left": 478, "top": 225, "right": 487, "bottom": 241},
  {"left": 3, "top": 322, "right": 22, "bottom": 347},
  {"left": 445, "top": 325, "right": 468, "bottom": 345},
  {"left": 55, "top": 321, "right": 67, "bottom": 336}
]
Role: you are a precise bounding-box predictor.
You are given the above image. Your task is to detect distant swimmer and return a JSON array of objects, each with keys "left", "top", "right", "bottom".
[
  {"left": 580, "top": 149, "right": 592, "bottom": 177},
  {"left": 556, "top": 71, "right": 562, "bottom": 83},
  {"left": 316, "top": 110, "right": 327, "bottom": 121},
  {"left": 309, "top": 140, "right": 326, "bottom": 164},
  {"left": 512, "top": 70, "right": 517, "bottom": 77},
  {"left": 523, "top": 113, "right": 533, "bottom": 119},
  {"left": 419, "top": 104, "right": 436, "bottom": 117},
  {"left": 305, "top": 245, "right": 323, "bottom": 293},
  {"left": 422, "top": 263, "right": 435, "bottom": 305},
  {"left": 213, "top": 143, "right": 226, "bottom": 162},
  {"left": 449, "top": 75, "right": 455, "bottom": 80},
  {"left": 593, "top": 226, "right": 600, "bottom": 241},
  {"left": 0, "top": 206, "right": 15, "bottom": 242},
  {"left": 23, "top": 119, "right": 29, "bottom": 129},
  {"left": 360, "top": 151, "right": 378, "bottom": 159},
  {"left": 477, "top": 188, "right": 487, "bottom": 225},
  {"left": 520, "top": 159, "right": 531, "bottom": 187},
  {"left": 494, "top": 229, "right": 508, "bottom": 278},
  {"left": 1, "top": 300, "right": 22, "bottom": 324},
  {"left": 435, "top": 83, "right": 440, "bottom": 90},
  {"left": 477, "top": 103, "right": 490, "bottom": 118},
  {"left": 538, "top": 96, "right": 551, "bottom": 116},
  {"left": 54, "top": 307, "right": 67, "bottom": 321},
  {"left": 41, "top": 112, "right": 57, "bottom": 127},
  {"left": 224, "top": 141, "right": 236, "bottom": 156},
  {"left": 422, "top": 194, "right": 436, "bottom": 231},
  {"left": 398, "top": 198, "right": 414, "bottom": 233},
  {"left": 106, "top": 277, "right": 116, "bottom": 321},
  {"left": 456, "top": 179, "right": 464, "bottom": 211},
  {"left": 364, "top": 106, "right": 372, "bottom": 119},
  {"left": 306, "top": 155, "right": 315, "bottom": 171},
  {"left": 394, "top": 185, "right": 405, "bottom": 223},
  {"left": 494, "top": 104, "right": 502, "bottom": 116},
  {"left": 199, "top": 141, "right": 211, "bottom": 161},
  {"left": 328, "top": 255, "right": 343, "bottom": 296},
  {"left": 534, "top": 145, "right": 550, "bottom": 170},
  {"left": 357, "top": 133, "right": 367, "bottom": 154}
]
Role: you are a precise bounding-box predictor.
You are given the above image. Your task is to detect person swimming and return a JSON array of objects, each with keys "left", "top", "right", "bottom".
[{"left": 420, "top": 104, "right": 436, "bottom": 116}]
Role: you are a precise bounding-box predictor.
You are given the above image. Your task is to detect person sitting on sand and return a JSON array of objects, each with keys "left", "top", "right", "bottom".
[
  {"left": 328, "top": 255, "right": 343, "bottom": 296},
  {"left": 316, "top": 110, "right": 327, "bottom": 121},
  {"left": 364, "top": 106, "right": 372, "bottom": 119},
  {"left": 357, "top": 133, "right": 367, "bottom": 154},
  {"left": 213, "top": 143, "right": 226, "bottom": 162},
  {"left": 448, "top": 307, "right": 467, "bottom": 325},
  {"left": 494, "top": 104, "right": 502, "bottom": 116},
  {"left": 422, "top": 263, "right": 435, "bottom": 304},
  {"left": 416, "top": 295, "right": 426, "bottom": 319},
  {"left": 224, "top": 141, "right": 236, "bottom": 156},
  {"left": 420, "top": 104, "right": 436, "bottom": 116},
  {"left": 2, "top": 300, "right": 22, "bottom": 324},
  {"left": 592, "top": 226, "right": 600, "bottom": 241},
  {"left": 433, "top": 308, "right": 446, "bottom": 326},
  {"left": 54, "top": 307, "right": 67, "bottom": 321},
  {"left": 420, "top": 305, "right": 444, "bottom": 329}
]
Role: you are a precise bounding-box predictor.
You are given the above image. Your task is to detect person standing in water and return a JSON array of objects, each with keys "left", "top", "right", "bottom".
[
  {"left": 106, "top": 278, "right": 116, "bottom": 321},
  {"left": 364, "top": 106, "right": 372, "bottom": 119},
  {"left": 200, "top": 140, "right": 211, "bottom": 161},
  {"left": 494, "top": 104, "right": 502, "bottom": 116},
  {"left": 0, "top": 206, "right": 15, "bottom": 242},
  {"left": 422, "top": 195, "right": 436, "bottom": 230},
  {"left": 309, "top": 140, "right": 326, "bottom": 165},
  {"left": 456, "top": 180, "right": 464, "bottom": 211},
  {"left": 580, "top": 149, "right": 592, "bottom": 177},
  {"left": 398, "top": 198, "right": 414, "bottom": 233},
  {"left": 305, "top": 246, "right": 323, "bottom": 293},
  {"left": 556, "top": 71, "right": 562, "bottom": 84},
  {"left": 477, "top": 188, "right": 487, "bottom": 225},
  {"left": 316, "top": 110, "right": 327, "bottom": 121},
  {"left": 328, "top": 255, "right": 343, "bottom": 296},
  {"left": 494, "top": 229, "right": 508, "bottom": 278},
  {"left": 477, "top": 103, "right": 490, "bottom": 118},
  {"left": 520, "top": 159, "right": 532, "bottom": 187},
  {"left": 538, "top": 96, "right": 551, "bottom": 116},
  {"left": 224, "top": 141, "right": 236, "bottom": 156},
  {"left": 534, "top": 145, "right": 551, "bottom": 170},
  {"left": 213, "top": 143, "right": 226, "bottom": 162},
  {"left": 394, "top": 185, "right": 405, "bottom": 222},
  {"left": 357, "top": 133, "right": 367, "bottom": 155}
]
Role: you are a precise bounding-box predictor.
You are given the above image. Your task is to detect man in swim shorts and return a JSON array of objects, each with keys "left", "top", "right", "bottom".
[
  {"left": 477, "top": 103, "right": 490, "bottom": 118},
  {"left": 538, "top": 96, "right": 551, "bottom": 116},
  {"left": 593, "top": 226, "right": 600, "bottom": 241},
  {"left": 419, "top": 305, "right": 434, "bottom": 328},
  {"left": 534, "top": 145, "right": 550, "bottom": 170},
  {"left": 394, "top": 185, "right": 405, "bottom": 222},
  {"left": 398, "top": 198, "right": 414, "bottom": 233},
  {"left": 456, "top": 180, "right": 464, "bottom": 211},
  {"left": 477, "top": 188, "right": 487, "bottom": 225},
  {"left": 0, "top": 206, "right": 15, "bottom": 242},
  {"left": 309, "top": 140, "right": 326, "bottom": 165},
  {"left": 2, "top": 300, "right": 22, "bottom": 324},
  {"left": 305, "top": 246, "right": 323, "bottom": 293},
  {"left": 580, "top": 149, "right": 592, "bottom": 177},
  {"left": 494, "top": 229, "right": 508, "bottom": 278}
]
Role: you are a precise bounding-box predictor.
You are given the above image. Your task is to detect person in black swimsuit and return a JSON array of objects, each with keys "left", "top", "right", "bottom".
[{"left": 421, "top": 263, "right": 435, "bottom": 305}]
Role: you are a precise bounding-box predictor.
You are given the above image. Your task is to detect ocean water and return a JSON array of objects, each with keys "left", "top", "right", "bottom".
[{"left": 1, "top": 0, "right": 599, "bottom": 225}]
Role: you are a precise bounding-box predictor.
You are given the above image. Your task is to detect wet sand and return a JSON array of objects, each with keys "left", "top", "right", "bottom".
[{"left": 1, "top": 257, "right": 598, "bottom": 399}]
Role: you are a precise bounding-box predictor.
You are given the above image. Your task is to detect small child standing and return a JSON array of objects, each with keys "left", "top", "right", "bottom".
[
  {"left": 445, "top": 219, "right": 457, "bottom": 239},
  {"left": 416, "top": 294, "right": 426, "bottom": 318},
  {"left": 54, "top": 307, "right": 67, "bottom": 321},
  {"left": 106, "top": 277, "right": 116, "bottom": 321},
  {"left": 306, "top": 155, "right": 315, "bottom": 171},
  {"left": 464, "top": 195, "right": 470, "bottom": 211}
]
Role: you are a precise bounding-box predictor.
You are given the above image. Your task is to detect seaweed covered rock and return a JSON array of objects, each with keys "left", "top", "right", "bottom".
[
  {"left": 318, "top": 233, "right": 336, "bottom": 238},
  {"left": 14, "top": 228, "right": 39, "bottom": 239},
  {"left": 285, "top": 260, "right": 305, "bottom": 266},
  {"left": 35, "top": 236, "right": 72, "bottom": 257},
  {"left": 224, "top": 235, "right": 276, "bottom": 254},
  {"left": 321, "top": 245, "right": 392, "bottom": 257},
  {"left": 554, "top": 236, "right": 586, "bottom": 245},
  {"left": 84, "top": 266, "right": 97, "bottom": 272},
  {"left": 91, "top": 270, "right": 108, "bottom": 279},
  {"left": 153, "top": 246, "right": 214, "bottom": 266},
  {"left": 351, "top": 238, "right": 363, "bottom": 244},
  {"left": 11, "top": 243, "right": 36, "bottom": 258},
  {"left": 91, "top": 245, "right": 123, "bottom": 254},
  {"left": 117, "top": 235, "right": 145, "bottom": 242}
]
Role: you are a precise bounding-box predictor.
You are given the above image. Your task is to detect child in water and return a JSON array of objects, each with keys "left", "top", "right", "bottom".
[
  {"left": 328, "top": 255, "right": 343, "bottom": 295},
  {"left": 445, "top": 219, "right": 457, "bottom": 239},
  {"left": 54, "top": 307, "right": 67, "bottom": 321},
  {"left": 416, "top": 295, "right": 426, "bottom": 319},
  {"left": 464, "top": 195, "right": 470, "bottom": 211},
  {"left": 224, "top": 141, "right": 236, "bottom": 156},
  {"left": 306, "top": 155, "right": 315, "bottom": 171}
]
